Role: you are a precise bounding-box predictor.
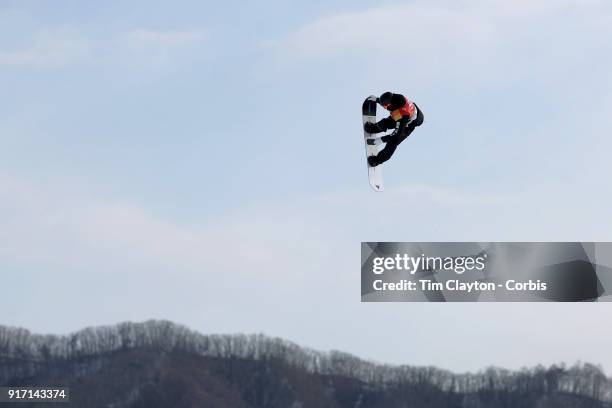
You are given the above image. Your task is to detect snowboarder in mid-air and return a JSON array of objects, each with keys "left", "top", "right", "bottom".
[{"left": 364, "top": 92, "right": 424, "bottom": 167}]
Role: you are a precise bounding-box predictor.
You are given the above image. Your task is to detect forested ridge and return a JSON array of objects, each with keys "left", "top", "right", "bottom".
[{"left": 1, "top": 320, "right": 610, "bottom": 408}]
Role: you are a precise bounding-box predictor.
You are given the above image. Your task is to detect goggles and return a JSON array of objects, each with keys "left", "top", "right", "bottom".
[{"left": 377, "top": 98, "right": 392, "bottom": 110}]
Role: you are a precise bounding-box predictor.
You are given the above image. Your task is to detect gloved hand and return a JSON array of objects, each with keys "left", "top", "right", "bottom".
[
  {"left": 367, "top": 155, "right": 380, "bottom": 167},
  {"left": 380, "top": 134, "right": 393, "bottom": 143},
  {"left": 364, "top": 122, "right": 381, "bottom": 134}
]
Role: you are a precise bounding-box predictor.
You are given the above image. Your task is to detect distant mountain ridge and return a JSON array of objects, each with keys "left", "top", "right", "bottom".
[{"left": 1, "top": 320, "right": 611, "bottom": 408}]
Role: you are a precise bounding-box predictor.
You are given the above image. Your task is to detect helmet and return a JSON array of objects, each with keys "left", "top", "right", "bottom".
[{"left": 378, "top": 92, "right": 394, "bottom": 109}]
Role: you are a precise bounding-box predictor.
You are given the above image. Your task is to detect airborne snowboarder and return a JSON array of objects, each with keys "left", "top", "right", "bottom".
[{"left": 363, "top": 92, "right": 424, "bottom": 167}]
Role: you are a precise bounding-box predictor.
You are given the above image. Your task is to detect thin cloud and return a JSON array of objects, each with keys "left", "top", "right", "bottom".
[
  {"left": 112, "top": 29, "right": 208, "bottom": 71},
  {"left": 0, "top": 29, "right": 91, "bottom": 67},
  {"left": 280, "top": 5, "right": 494, "bottom": 57},
  {"left": 0, "top": 174, "right": 321, "bottom": 276},
  {"left": 0, "top": 27, "right": 207, "bottom": 70},
  {"left": 123, "top": 29, "right": 206, "bottom": 49},
  {"left": 276, "top": 0, "right": 610, "bottom": 75}
]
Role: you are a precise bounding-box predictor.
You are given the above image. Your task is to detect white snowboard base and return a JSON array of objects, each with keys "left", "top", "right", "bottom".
[{"left": 362, "top": 95, "right": 384, "bottom": 192}]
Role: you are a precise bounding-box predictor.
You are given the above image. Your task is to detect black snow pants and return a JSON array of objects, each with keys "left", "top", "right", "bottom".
[{"left": 376, "top": 104, "right": 424, "bottom": 164}]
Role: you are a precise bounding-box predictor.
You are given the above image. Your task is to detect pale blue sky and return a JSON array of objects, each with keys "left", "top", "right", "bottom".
[{"left": 2, "top": 0, "right": 612, "bottom": 373}]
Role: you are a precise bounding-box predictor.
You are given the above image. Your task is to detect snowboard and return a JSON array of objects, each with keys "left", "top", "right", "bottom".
[{"left": 362, "top": 95, "right": 384, "bottom": 192}]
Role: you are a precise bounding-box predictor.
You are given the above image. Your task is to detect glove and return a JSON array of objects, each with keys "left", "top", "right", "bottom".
[
  {"left": 364, "top": 122, "right": 381, "bottom": 134},
  {"left": 380, "top": 134, "right": 392, "bottom": 143}
]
